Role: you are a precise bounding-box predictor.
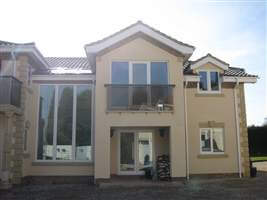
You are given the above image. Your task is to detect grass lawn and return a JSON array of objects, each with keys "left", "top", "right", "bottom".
[{"left": 250, "top": 156, "right": 267, "bottom": 162}]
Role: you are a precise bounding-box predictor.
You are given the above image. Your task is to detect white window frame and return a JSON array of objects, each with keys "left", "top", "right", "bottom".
[
  {"left": 197, "top": 70, "right": 221, "bottom": 94},
  {"left": 200, "top": 128, "right": 225, "bottom": 154},
  {"left": 110, "top": 61, "right": 169, "bottom": 84},
  {"left": 117, "top": 129, "right": 155, "bottom": 175},
  {"left": 36, "top": 84, "right": 93, "bottom": 162}
]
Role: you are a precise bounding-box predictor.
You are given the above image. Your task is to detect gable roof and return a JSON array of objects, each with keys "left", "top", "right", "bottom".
[
  {"left": 183, "top": 60, "right": 257, "bottom": 78},
  {"left": 0, "top": 40, "right": 49, "bottom": 69},
  {"left": 190, "top": 53, "right": 229, "bottom": 70},
  {"left": 85, "top": 21, "right": 195, "bottom": 50},
  {"left": 85, "top": 21, "right": 195, "bottom": 67}
]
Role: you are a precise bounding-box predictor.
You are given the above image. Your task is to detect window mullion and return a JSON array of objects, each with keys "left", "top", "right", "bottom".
[
  {"left": 218, "top": 72, "right": 221, "bottom": 92},
  {"left": 208, "top": 71, "right": 211, "bottom": 91},
  {"left": 72, "top": 86, "right": 77, "bottom": 161},
  {"left": 129, "top": 62, "right": 133, "bottom": 84},
  {"left": 147, "top": 62, "right": 151, "bottom": 84},
  {"left": 210, "top": 128, "right": 214, "bottom": 153},
  {"left": 53, "top": 85, "right": 59, "bottom": 160}
]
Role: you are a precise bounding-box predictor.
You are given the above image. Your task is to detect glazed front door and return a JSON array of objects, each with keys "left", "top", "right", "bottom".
[
  {"left": 119, "top": 131, "right": 153, "bottom": 175},
  {"left": 119, "top": 132, "right": 136, "bottom": 174}
]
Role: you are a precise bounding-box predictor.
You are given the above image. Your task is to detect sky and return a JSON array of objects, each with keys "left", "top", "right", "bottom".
[{"left": 1, "top": 0, "right": 266, "bottom": 125}]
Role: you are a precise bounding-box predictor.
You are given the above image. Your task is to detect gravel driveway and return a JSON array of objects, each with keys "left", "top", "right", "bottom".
[{"left": 1, "top": 174, "right": 267, "bottom": 200}]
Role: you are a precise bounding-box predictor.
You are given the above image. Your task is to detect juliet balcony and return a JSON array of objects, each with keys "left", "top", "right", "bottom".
[
  {"left": 105, "top": 84, "right": 175, "bottom": 111},
  {"left": 0, "top": 76, "right": 22, "bottom": 108}
]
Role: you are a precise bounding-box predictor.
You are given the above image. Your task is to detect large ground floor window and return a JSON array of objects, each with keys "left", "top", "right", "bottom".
[{"left": 37, "top": 84, "right": 92, "bottom": 161}]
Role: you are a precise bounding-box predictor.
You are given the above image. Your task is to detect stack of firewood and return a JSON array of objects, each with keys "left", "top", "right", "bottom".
[{"left": 156, "top": 155, "right": 171, "bottom": 181}]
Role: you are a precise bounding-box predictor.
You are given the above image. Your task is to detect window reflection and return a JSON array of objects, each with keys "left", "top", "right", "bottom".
[
  {"left": 57, "top": 85, "right": 73, "bottom": 160},
  {"left": 37, "top": 85, "right": 55, "bottom": 160},
  {"left": 199, "top": 71, "right": 208, "bottom": 91},
  {"left": 76, "top": 85, "right": 92, "bottom": 160},
  {"left": 210, "top": 72, "right": 219, "bottom": 91},
  {"left": 138, "top": 132, "right": 153, "bottom": 170}
]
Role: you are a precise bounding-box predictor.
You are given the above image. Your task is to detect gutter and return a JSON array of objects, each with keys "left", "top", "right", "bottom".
[
  {"left": 184, "top": 81, "right": 189, "bottom": 180},
  {"left": 92, "top": 80, "right": 96, "bottom": 182},
  {"left": 233, "top": 78, "right": 242, "bottom": 178},
  {"left": 11, "top": 47, "right": 17, "bottom": 76}
]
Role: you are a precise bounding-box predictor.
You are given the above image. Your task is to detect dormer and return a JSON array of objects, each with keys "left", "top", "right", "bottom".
[{"left": 190, "top": 54, "right": 230, "bottom": 93}]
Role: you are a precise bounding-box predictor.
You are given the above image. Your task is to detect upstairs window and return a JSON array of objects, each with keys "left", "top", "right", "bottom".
[
  {"left": 111, "top": 61, "right": 168, "bottom": 85},
  {"left": 151, "top": 62, "right": 168, "bottom": 85},
  {"left": 109, "top": 61, "right": 169, "bottom": 110},
  {"left": 111, "top": 62, "right": 129, "bottom": 84},
  {"left": 198, "top": 71, "right": 220, "bottom": 93},
  {"left": 199, "top": 71, "right": 208, "bottom": 91}
]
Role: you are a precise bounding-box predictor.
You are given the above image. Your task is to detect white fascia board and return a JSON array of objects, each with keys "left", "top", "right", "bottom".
[
  {"left": 184, "top": 75, "right": 200, "bottom": 82},
  {"left": 32, "top": 74, "right": 95, "bottom": 81},
  {"left": 85, "top": 24, "right": 195, "bottom": 55},
  {"left": 191, "top": 56, "right": 229, "bottom": 70},
  {"left": 0, "top": 45, "right": 50, "bottom": 69},
  {"left": 222, "top": 76, "right": 257, "bottom": 83}
]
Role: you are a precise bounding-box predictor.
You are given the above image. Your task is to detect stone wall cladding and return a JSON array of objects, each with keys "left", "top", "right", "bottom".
[
  {"left": 238, "top": 84, "right": 250, "bottom": 177},
  {"left": 10, "top": 56, "right": 29, "bottom": 184}
]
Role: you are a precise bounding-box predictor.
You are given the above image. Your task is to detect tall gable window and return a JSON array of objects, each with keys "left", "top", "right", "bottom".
[
  {"left": 109, "top": 61, "right": 172, "bottom": 111},
  {"left": 111, "top": 61, "right": 168, "bottom": 85},
  {"left": 198, "top": 71, "right": 220, "bottom": 93},
  {"left": 111, "top": 62, "right": 129, "bottom": 84},
  {"left": 37, "top": 84, "right": 92, "bottom": 161},
  {"left": 151, "top": 62, "right": 168, "bottom": 85}
]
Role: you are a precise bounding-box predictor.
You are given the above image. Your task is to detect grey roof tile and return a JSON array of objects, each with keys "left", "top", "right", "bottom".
[
  {"left": 45, "top": 57, "right": 91, "bottom": 70},
  {"left": 183, "top": 60, "right": 257, "bottom": 78}
]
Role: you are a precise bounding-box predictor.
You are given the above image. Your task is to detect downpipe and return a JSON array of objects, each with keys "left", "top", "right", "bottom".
[{"left": 234, "top": 78, "right": 242, "bottom": 178}]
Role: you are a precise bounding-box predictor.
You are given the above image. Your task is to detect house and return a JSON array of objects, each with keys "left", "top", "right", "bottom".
[{"left": 0, "top": 21, "right": 258, "bottom": 187}]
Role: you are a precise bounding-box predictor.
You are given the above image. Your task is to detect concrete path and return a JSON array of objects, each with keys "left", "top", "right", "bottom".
[{"left": 253, "top": 161, "right": 267, "bottom": 172}]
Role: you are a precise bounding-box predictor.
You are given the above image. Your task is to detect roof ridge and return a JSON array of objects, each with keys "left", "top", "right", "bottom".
[
  {"left": 84, "top": 20, "right": 195, "bottom": 49},
  {"left": 191, "top": 53, "right": 229, "bottom": 66}
]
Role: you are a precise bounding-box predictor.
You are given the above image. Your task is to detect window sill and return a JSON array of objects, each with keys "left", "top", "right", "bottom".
[
  {"left": 197, "top": 154, "right": 228, "bottom": 159},
  {"left": 106, "top": 110, "right": 174, "bottom": 114},
  {"left": 195, "top": 93, "right": 224, "bottom": 97},
  {"left": 32, "top": 161, "right": 93, "bottom": 166}
]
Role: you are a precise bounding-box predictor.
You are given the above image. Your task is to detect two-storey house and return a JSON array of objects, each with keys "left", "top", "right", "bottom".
[{"left": 0, "top": 21, "right": 257, "bottom": 187}]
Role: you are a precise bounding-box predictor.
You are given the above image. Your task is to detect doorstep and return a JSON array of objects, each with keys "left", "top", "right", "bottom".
[{"left": 98, "top": 175, "right": 185, "bottom": 188}]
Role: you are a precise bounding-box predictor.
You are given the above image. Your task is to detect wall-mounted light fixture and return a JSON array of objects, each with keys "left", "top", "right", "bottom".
[{"left": 110, "top": 129, "right": 114, "bottom": 138}]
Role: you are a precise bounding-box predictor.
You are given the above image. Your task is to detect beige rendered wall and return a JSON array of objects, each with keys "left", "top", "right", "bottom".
[
  {"left": 94, "top": 38, "right": 186, "bottom": 179},
  {"left": 22, "top": 83, "right": 94, "bottom": 176},
  {"left": 186, "top": 63, "right": 239, "bottom": 174}
]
